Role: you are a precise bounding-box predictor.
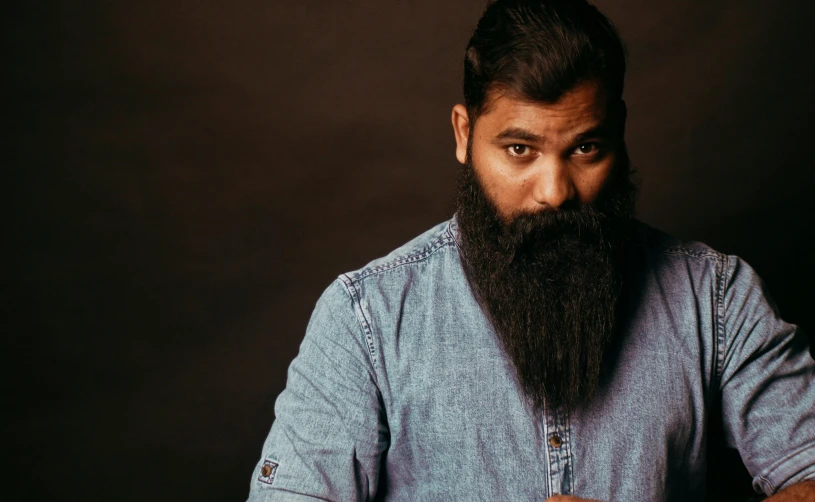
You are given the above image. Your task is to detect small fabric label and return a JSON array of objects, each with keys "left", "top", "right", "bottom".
[{"left": 258, "top": 459, "right": 279, "bottom": 485}]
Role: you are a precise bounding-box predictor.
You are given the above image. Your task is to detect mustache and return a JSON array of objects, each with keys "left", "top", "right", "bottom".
[
  {"left": 471, "top": 200, "right": 622, "bottom": 270},
  {"left": 500, "top": 205, "right": 608, "bottom": 247}
]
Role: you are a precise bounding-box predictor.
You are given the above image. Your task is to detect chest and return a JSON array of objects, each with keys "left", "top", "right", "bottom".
[{"left": 373, "top": 299, "right": 712, "bottom": 501}]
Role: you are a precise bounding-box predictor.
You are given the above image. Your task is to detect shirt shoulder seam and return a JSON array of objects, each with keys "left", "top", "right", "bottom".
[
  {"left": 634, "top": 221, "right": 724, "bottom": 261},
  {"left": 335, "top": 221, "right": 457, "bottom": 374},
  {"left": 344, "top": 224, "right": 457, "bottom": 284},
  {"left": 650, "top": 245, "right": 723, "bottom": 260},
  {"left": 336, "top": 275, "right": 380, "bottom": 374}
]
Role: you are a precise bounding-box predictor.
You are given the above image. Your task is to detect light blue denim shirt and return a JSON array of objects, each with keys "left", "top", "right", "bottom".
[{"left": 248, "top": 218, "right": 815, "bottom": 501}]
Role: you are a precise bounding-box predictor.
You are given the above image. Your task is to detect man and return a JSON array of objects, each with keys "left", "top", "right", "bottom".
[{"left": 248, "top": 1, "right": 815, "bottom": 500}]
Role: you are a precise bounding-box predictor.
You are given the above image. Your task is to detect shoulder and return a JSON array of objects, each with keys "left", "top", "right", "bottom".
[
  {"left": 624, "top": 219, "right": 739, "bottom": 303},
  {"left": 627, "top": 220, "right": 773, "bottom": 317},
  {"left": 631, "top": 219, "right": 727, "bottom": 262},
  {"left": 338, "top": 218, "right": 460, "bottom": 287}
]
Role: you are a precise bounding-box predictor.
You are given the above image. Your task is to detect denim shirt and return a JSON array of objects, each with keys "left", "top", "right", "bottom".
[{"left": 248, "top": 218, "right": 815, "bottom": 501}]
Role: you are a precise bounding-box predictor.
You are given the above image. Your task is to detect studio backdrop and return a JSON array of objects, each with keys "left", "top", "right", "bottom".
[{"left": 6, "top": 1, "right": 815, "bottom": 500}]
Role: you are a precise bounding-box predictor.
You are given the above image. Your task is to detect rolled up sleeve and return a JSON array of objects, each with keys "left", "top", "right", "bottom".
[
  {"left": 719, "top": 256, "right": 815, "bottom": 496},
  {"left": 247, "top": 280, "right": 388, "bottom": 502}
]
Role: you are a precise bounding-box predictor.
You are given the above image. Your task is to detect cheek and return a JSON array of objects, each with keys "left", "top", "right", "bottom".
[
  {"left": 575, "top": 159, "right": 616, "bottom": 202},
  {"left": 471, "top": 144, "right": 503, "bottom": 190},
  {"left": 470, "top": 147, "right": 527, "bottom": 212}
]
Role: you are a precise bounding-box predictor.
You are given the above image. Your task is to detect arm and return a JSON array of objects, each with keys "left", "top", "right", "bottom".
[
  {"left": 765, "top": 480, "right": 815, "bottom": 501},
  {"left": 247, "top": 280, "right": 388, "bottom": 501},
  {"left": 544, "top": 482, "right": 815, "bottom": 502},
  {"left": 719, "top": 257, "right": 815, "bottom": 497}
]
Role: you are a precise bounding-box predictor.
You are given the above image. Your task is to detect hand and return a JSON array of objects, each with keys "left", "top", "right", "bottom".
[{"left": 546, "top": 496, "right": 602, "bottom": 502}]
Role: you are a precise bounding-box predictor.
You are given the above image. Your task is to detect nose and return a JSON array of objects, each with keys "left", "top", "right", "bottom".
[{"left": 530, "top": 157, "right": 576, "bottom": 209}]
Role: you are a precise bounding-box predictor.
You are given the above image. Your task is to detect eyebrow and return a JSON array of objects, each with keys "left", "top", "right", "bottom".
[
  {"left": 492, "top": 127, "right": 544, "bottom": 144},
  {"left": 574, "top": 125, "right": 610, "bottom": 142},
  {"left": 491, "top": 124, "right": 611, "bottom": 145}
]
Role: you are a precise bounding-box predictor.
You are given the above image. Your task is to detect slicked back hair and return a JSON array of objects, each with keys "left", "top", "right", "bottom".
[{"left": 464, "top": 0, "right": 627, "bottom": 123}]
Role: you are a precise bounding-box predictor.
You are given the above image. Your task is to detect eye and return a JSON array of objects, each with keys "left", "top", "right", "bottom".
[
  {"left": 574, "top": 143, "right": 599, "bottom": 155},
  {"left": 507, "top": 144, "right": 532, "bottom": 157}
]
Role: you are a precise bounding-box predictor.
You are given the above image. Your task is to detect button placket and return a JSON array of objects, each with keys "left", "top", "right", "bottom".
[{"left": 545, "top": 408, "right": 572, "bottom": 496}]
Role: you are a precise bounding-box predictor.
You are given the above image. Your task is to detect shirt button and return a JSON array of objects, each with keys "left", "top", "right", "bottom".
[{"left": 549, "top": 434, "right": 563, "bottom": 448}]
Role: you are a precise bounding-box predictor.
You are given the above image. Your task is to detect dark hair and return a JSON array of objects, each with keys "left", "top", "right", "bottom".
[{"left": 464, "top": 0, "right": 627, "bottom": 122}]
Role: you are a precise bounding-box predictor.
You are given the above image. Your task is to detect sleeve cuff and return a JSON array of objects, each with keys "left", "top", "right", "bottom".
[{"left": 752, "top": 442, "right": 815, "bottom": 495}]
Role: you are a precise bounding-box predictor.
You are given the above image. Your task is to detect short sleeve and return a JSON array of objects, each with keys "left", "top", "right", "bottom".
[
  {"left": 247, "top": 280, "right": 388, "bottom": 501},
  {"left": 719, "top": 256, "right": 815, "bottom": 496}
]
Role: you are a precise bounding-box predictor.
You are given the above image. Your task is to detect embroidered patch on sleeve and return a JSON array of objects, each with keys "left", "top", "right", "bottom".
[{"left": 258, "top": 459, "right": 279, "bottom": 485}]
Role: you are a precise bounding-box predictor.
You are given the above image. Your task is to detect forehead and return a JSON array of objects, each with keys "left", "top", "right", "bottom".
[{"left": 476, "top": 80, "right": 611, "bottom": 138}]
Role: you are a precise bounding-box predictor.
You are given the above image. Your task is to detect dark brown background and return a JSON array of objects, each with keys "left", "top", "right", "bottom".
[{"left": 5, "top": 1, "right": 814, "bottom": 500}]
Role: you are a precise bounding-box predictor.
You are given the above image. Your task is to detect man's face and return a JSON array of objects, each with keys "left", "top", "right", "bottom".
[
  {"left": 450, "top": 79, "right": 634, "bottom": 413},
  {"left": 452, "top": 79, "right": 623, "bottom": 219}
]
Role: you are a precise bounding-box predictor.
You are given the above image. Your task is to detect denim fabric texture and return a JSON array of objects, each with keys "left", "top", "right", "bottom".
[{"left": 247, "top": 217, "right": 815, "bottom": 501}]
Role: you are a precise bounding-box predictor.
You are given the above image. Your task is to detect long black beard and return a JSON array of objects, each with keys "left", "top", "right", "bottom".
[{"left": 455, "top": 156, "right": 637, "bottom": 413}]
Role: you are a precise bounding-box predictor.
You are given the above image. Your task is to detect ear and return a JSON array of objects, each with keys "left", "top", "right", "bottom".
[{"left": 451, "top": 104, "right": 471, "bottom": 165}]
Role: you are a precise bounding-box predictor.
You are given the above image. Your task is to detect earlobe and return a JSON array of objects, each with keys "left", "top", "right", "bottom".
[{"left": 451, "top": 104, "right": 470, "bottom": 165}]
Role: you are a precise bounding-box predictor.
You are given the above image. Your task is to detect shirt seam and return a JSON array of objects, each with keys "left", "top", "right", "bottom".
[
  {"left": 652, "top": 246, "right": 723, "bottom": 259},
  {"left": 638, "top": 219, "right": 726, "bottom": 260},
  {"left": 715, "top": 254, "right": 732, "bottom": 384},
  {"left": 567, "top": 413, "right": 574, "bottom": 495},
  {"left": 756, "top": 439, "right": 815, "bottom": 495},
  {"left": 756, "top": 474, "right": 776, "bottom": 495},
  {"left": 542, "top": 413, "right": 551, "bottom": 497},
  {"left": 336, "top": 223, "right": 457, "bottom": 377},
  {"left": 337, "top": 275, "right": 380, "bottom": 377},
  {"left": 258, "top": 485, "right": 334, "bottom": 501},
  {"left": 347, "top": 225, "right": 456, "bottom": 283}
]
